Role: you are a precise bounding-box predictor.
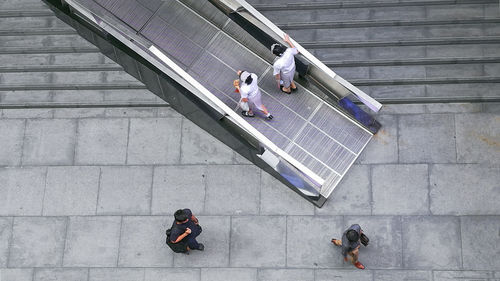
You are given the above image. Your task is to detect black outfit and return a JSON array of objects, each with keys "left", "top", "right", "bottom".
[{"left": 170, "top": 209, "right": 202, "bottom": 250}]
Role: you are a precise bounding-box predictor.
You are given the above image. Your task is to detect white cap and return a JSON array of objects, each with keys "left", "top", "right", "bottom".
[{"left": 239, "top": 71, "right": 251, "bottom": 82}]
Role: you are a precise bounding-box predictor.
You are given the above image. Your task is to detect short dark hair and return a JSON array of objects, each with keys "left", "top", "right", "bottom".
[
  {"left": 244, "top": 75, "right": 253, "bottom": 85},
  {"left": 346, "top": 229, "right": 359, "bottom": 242},
  {"left": 272, "top": 44, "right": 287, "bottom": 56},
  {"left": 174, "top": 209, "right": 188, "bottom": 222}
]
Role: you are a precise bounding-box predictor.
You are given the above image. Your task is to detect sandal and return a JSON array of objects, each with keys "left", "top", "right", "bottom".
[
  {"left": 280, "top": 85, "right": 291, "bottom": 94},
  {"left": 241, "top": 111, "right": 255, "bottom": 117},
  {"left": 291, "top": 86, "right": 298, "bottom": 92}
]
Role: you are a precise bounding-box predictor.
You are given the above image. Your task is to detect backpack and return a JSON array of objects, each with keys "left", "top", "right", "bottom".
[{"left": 166, "top": 227, "right": 189, "bottom": 253}]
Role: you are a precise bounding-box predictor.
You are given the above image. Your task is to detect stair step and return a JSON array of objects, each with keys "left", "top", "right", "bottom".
[
  {"left": 0, "top": 10, "right": 53, "bottom": 18},
  {"left": 0, "top": 84, "right": 147, "bottom": 91},
  {"left": 0, "top": 65, "right": 122, "bottom": 73},
  {"left": 279, "top": 18, "right": 500, "bottom": 30},
  {"left": 253, "top": 0, "right": 497, "bottom": 11},
  {"left": 0, "top": 71, "right": 138, "bottom": 84},
  {"left": 0, "top": 35, "right": 94, "bottom": 48},
  {"left": 352, "top": 76, "right": 500, "bottom": 86},
  {"left": 301, "top": 36, "right": 500, "bottom": 48},
  {"left": 324, "top": 57, "right": 500, "bottom": 67},
  {"left": 0, "top": 28, "right": 76, "bottom": 36},
  {"left": 0, "top": 47, "right": 99, "bottom": 54}
]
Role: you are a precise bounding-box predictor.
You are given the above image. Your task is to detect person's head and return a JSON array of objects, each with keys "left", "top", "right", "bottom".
[
  {"left": 174, "top": 209, "right": 188, "bottom": 223},
  {"left": 238, "top": 70, "right": 253, "bottom": 85},
  {"left": 271, "top": 43, "right": 286, "bottom": 56},
  {"left": 346, "top": 229, "right": 359, "bottom": 242}
]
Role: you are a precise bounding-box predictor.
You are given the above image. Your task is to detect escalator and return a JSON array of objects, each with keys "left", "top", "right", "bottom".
[{"left": 42, "top": 0, "right": 381, "bottom": 207}]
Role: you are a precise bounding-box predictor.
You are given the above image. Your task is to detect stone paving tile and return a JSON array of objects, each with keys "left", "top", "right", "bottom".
[
  {"left": 201, "top": 268, "right": 257, "bottom": 281},
  {"left": 433, "top": 270, "right": 497, "bottom": 281},
  {"left": 89, "top": 268, "right": 145, "bottom": 281},
  {"left": 344, "top": 216, "right": 402, "bottom": 269},
  {"left": 461, "top": 216, "right": 500, "bottom": 270},
  {"left": 127, "top": 118, "right": 182, "bottom": 164},
  {"left": 151, "top": 165, "right": 206, "bottom": 215},
  {"left": 75, "top": 118, "right": 128, "bottom": 165},
  {"left": 144, "top": 268, "right": 200, "bottom": 281},
  {"left": 174, "top": 216, "right": 230, "bottom": 267},
  {"left": 22, "top": 119, "right": 77, "bottom": 165},
  {"left": 0, "top": 119, "right": 24, "bottom": 166},
  {"left": 398, "top": 114, "right": 456, "bottom": 163},
  {"left": 9, "top": 217, "right": 66, "bottom": 267},
  {"left": 2, "top": 109, "right": 53, "bottom": 119},
  {"left": 402, "top": 216, "right": 462, "bottom": 269},
  {"left": 105, "top": 108, "right": 158, "bottom": 118},
  {"left": 230, "top": 216, "right": 286, "bottom": 267},
  {"left": 257, "top": 269, "right": 314, "bottom": 281},
  {"left": 455, "top": 114, "right": 500, "bottom": 164},
  {"left": 0, "top": 167, "right": 46, "bottom": 216},
  {"left": 34, "top": 268, "right": 88, "bottom": 281},
  {"left": 260, "top": 171, "right": 314, "bottom": 215},
  {"left": 0, "top": 268, "right": 34, "bottom": 281},
  {"left": 64, "top": 216, "right": 121, "bottom": 267},
  {"left": 180, "top": 119, "right": 234, "bottom": 164},
  {"left": 53, "top": 108, "right": 106, "bottom": 118},
  {"left": 372, "top": 164, "right": 429, "bottom": 215},
  {"left": 205, "top": 165, "right": 260, "bottom": 215},
  {"left": 425, "top": 103, "right": 483, "bottom": 114},
  {"left": 316, "top": 165, "right": 371, "bottom": 216},
  {"left": 358, "top": 115, "right": 398, "bottom": 164},
  {"left": 373, "top": 270, "right": 432, "bottom": 281},
  {"left": 315, "top": 269, "right": 373, "bottom": 281},
  {"left": 430, "top": 164, "right": 500, "bottom": 215},
  {"left": 97, "top": 166, "right": 152, "bottom": 215},
  {"left": 118, "top": 216, "right": 173, "bottom": 267},
  {"left": 0, "top": 217, "right": 12, "bottom": 267},
  {"left": 286, "top": 216, "right": 344, "bottom": 268},
  {"left": 43, "top": 166, "right": 100, "bottom": 216}
]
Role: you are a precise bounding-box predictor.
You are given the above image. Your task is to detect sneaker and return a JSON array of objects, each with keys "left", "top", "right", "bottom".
[
  {"left": 267, "top": 114, "right": 273, "bottom": 120},
  {"left": 241, "top": 111, "right": 254, "bottom": 117},
  {"left": 354, "top": 261, "right": 365, "bottom": 270},
  {"left": 196, "top": 243, "right": 205, "bottom": 251}
]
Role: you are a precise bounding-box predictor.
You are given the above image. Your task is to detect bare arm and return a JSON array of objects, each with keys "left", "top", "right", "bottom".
[
  {"left": 172, "top": 228, "right": 191, "bottom": 243},
  {"left": 274, "top": 74, "right": 281, "bottom": 88},
  {"left": 284, "top": 34, "right": 295, "bottom": 49}
]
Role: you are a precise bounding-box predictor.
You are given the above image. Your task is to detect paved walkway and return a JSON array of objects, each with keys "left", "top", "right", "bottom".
[{"left": 0, "top": 103, "right": 499, "bottom": 281}]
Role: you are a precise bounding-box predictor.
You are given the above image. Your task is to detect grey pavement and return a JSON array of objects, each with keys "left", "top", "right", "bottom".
[{"left": 1, "top": 0, "right": 500, "bottom": 281}]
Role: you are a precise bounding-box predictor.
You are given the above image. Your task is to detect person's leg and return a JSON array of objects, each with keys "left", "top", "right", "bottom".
[
  {"left": 251, "top": 95, "right": 273, "bottom": 119},
  {"left": 186, "top": 236, "right": 202, "bottom": 250},
  {"left": 290, "top": 66, "right": 297, "bottom": 90},
  {"left": 280, "top": 71, "right": 292, "bottom": 93}
]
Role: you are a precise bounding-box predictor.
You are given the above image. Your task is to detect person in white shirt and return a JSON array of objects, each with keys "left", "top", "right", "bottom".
[
  {"left": 271, "top": 34, "right": 299, "bottom": 94},
  {"left": 233, "top": 70, "right": 273, "bottom": 120}
]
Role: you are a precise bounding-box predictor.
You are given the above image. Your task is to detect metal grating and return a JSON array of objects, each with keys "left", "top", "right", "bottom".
[{"left": 77, "top": 0, "right": 375, "bottom": 198}]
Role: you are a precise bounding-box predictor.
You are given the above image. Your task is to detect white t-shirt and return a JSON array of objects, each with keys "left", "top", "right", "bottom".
[
  {"left": 239, "top": 73, "right": 260, "bottom": 99},
  {"left": 272, "top": 47, "right": 298, "bottom": 75}
]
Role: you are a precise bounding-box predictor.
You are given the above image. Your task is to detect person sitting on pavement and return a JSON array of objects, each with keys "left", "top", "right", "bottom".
[
  {"left": 170, "top": 209, "right": 204, "bottom": 251},
  {"left": 271, "top": 33, "right": 299, "bottom": 94},
  {"left": 331, "top": 224, "right": 366, "bottom": 269},
  {"left": 234, "top": 70, "right": 273, "bottom": 120}
]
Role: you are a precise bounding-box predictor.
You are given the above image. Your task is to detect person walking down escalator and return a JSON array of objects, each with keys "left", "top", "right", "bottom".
[
  {"left": 271, "top": 33, "right": 299, "bottom": 94},
  {"left": 233, "top": 70, "right": 273, "bottom": 120}
]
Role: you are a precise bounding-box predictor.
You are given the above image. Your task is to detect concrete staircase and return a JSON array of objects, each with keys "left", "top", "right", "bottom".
[
  {"left": 1, "top": 0, "right": 498, "bottom": 109},
  {"left": 250, "top": 0, "right": 500, "bottom": 103},
  {"left": 0, "top": 0, "right": 164, "bottom": 110}
]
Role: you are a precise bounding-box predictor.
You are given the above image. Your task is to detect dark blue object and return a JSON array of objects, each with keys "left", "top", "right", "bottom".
[{"left": 339, "top": 97, "right": 381, "bottom": 134}]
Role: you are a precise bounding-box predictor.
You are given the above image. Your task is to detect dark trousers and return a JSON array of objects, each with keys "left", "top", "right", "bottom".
[{"left": 186, "top": 225, "right": 202, "bottom": 249}]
